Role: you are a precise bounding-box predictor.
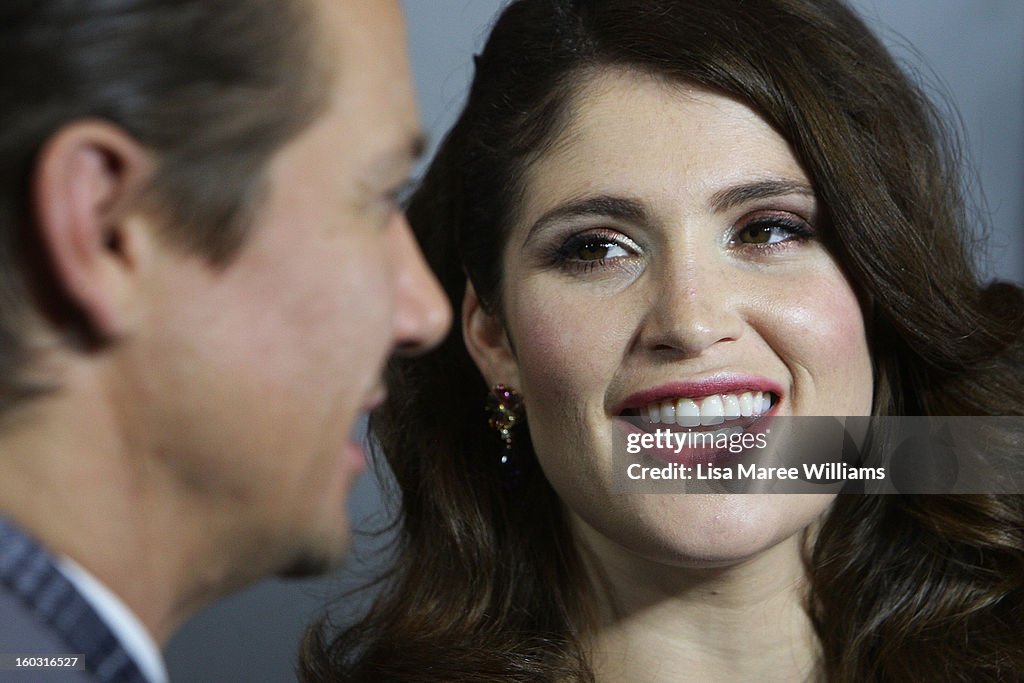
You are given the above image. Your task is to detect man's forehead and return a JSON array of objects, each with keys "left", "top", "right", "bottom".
[
  {"left": 292, "top": 0, "right": 418, "bottom": 184},
  {"left": 315, "top": 1, "right": 415, "bottom": 109},
  {"left": 316, "top": 0, "right": 407, "bottom": 63}
]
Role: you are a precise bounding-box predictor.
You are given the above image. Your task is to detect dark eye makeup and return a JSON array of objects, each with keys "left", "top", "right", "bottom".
[
  {"left": 547, "top": 228, "right": 642, "bottom": 274},
  {"left": 730, "top": 212, "right": 817, "bottom": 252},
  {"left": 542, "top": 210, "right": 818, "bottom": 276}
]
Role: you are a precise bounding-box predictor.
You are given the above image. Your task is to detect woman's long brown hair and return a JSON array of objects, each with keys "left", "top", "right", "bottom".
[{"left": 301, "top": 1, "right": 1024, "bottom": 680}]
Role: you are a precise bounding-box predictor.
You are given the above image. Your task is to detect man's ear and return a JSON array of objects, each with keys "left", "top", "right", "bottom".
[
  {"left": 32, "top": 120, "right": 156, "bottom": 340},
  {"left": 462, "top": 279, "right": 521, "bottom": 390}
]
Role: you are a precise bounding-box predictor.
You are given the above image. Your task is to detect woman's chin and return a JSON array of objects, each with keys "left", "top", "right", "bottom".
[{"left": 571, "top": 492, "right": 834, "bottom": 570}]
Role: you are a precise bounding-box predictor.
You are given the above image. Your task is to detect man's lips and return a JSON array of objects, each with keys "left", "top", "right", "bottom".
[
  {"left": 361, "top": 387, "right": 387, "bottom": 414},
  {"left": 346, "top": 387, "right": 385, "bottom": 467}
]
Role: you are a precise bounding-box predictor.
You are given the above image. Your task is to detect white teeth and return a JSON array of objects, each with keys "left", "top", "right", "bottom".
[
  {"left": 639, "top": 391, "right": 776, "bottom": 425},
  {"left": 723, "top": 394, "right": 741, "bottom": 420},
  {"left": 739, "top": 391, "right": 754, "bottom": 417},
  {"left": 700, "top": 395, "right": 725, "bottom": 426},
  {"left": 677, "top": 399, "right": 701, "bottom": 427}
]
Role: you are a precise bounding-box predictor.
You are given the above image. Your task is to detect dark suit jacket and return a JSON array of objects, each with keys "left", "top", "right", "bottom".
[{"left": 0, "top": 518, "right": 149, "bottom": 682}]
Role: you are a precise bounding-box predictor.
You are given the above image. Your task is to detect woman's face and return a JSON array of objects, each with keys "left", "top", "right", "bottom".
[{"left": 464, "top": 70, "right": 874, "bottom": 567}]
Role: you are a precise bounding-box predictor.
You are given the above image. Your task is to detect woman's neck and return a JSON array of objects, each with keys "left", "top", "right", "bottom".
[{"left": 574, "top": 517, "right": 820, "bottom": 682}]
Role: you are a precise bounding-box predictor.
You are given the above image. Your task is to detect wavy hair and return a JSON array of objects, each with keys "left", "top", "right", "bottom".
[{"left": 302, "top": 0, "right": 1024, "bottom": 680}]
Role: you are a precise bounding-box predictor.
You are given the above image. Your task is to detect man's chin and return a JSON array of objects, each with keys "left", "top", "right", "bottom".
[{"left": 275, "top": 534, "right": 350, "bottom": 579}]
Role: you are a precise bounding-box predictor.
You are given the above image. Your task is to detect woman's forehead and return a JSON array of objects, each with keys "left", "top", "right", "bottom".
[{"left": 514, "top": 69, "right": 814, "bottom": 228}]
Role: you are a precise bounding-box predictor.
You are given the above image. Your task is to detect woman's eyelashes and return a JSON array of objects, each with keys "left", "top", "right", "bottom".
[
  {"left": 730, "top": 212, "right": 817, "bottom": 252},
  {"left": 544, "top": 212, "right": 816, "bottom": 274},
  {"left": 550, "top": 228, "right": 643, "bottom": 274}
]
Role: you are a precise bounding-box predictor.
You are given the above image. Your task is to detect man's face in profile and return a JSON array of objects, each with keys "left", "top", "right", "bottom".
[{"left": 134, "top": 0, "right": 447, "bottom": 578}]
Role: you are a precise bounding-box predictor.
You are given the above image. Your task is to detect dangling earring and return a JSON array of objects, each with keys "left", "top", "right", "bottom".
[{"left": 486, "top": 384, "right": 524, "bottom": 478}]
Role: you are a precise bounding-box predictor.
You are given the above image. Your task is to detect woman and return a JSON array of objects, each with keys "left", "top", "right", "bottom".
[{"left": 302, "top": 0, "right": 1024, "bottom": 680}]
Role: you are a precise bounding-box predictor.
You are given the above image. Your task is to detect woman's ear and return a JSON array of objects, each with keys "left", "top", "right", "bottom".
[{"left": 462, "top": 279, "right": 522, "bottom": 389}]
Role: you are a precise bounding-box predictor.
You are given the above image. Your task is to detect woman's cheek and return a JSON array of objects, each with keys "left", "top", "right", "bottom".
[
  {"left": 762, "top": 267, "right": 873, "bottom": 413},
  {"left": 511, "top": 284, "right": 620, "bottom": 395},
  {"left": 512, "top": 293, "right": 589, "bottom": 400},
  {"left": 507, "top": 284, "right": 621, "bottom": 483}
]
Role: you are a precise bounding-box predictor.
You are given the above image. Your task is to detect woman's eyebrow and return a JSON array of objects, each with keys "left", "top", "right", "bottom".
[
  {"left": 523, "top": 181, "right": 813, "bottom": 243},
  {"left": 524, "top": 195, "right": 648, "bottom": 243},
  {"left": 710, "top": 178, "right": 815, "bottom": 212}
]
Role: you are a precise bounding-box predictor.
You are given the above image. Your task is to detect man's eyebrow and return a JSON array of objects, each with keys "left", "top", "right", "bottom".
[
  {"left": 710, "top": 178, "right": 815, "bottom": 212},
  {"left": 525, "top": 195, "right": 648, "bottom": 244}
]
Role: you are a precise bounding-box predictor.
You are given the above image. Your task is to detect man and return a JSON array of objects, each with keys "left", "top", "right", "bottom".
[{"left": 0, "top": 0, "right": 449, "bottom": 680}]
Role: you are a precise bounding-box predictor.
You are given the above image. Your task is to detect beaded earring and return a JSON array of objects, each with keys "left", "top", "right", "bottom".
[{"left": 486, "top": 384, "right": 525, "bottom": 480}]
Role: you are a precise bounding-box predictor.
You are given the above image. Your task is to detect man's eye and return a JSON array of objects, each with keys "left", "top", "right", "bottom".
[{"left": 385, "top": 179, "right": 415, "bottom": 209}]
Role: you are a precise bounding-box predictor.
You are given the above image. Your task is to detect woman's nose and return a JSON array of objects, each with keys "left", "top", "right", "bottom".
[{"left": 635, "top": 255, "right": 744, "bottom": 359}]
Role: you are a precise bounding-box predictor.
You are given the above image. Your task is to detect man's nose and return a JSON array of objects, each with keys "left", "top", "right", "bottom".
[{"left": 389, "top": 214, "right": 452, "bottom": 356}]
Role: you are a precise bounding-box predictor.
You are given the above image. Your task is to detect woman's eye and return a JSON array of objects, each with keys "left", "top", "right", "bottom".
[
  {"left": 733, "top": 216, "right": 815, "bottom": 247},
  {"left": 574, "top": 239, "right": 631, "bottom": 261},
  {"left": 553, "top": 230, "right": 641, "bottom": 270}
]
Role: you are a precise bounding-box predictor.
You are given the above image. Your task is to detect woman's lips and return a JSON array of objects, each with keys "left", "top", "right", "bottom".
[
  {"left": 613, "top": 380, "right": 782, "bottom": 467},
  {"left": 613, "top": 377, "right": 785, "bottom": 416}
]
